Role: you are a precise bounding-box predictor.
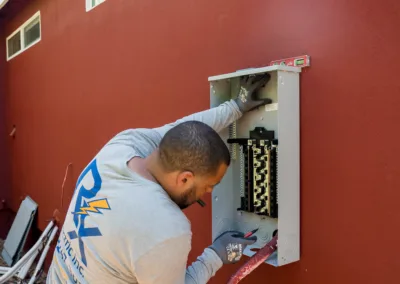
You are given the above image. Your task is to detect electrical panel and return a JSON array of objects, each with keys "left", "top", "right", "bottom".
[{"left": 209, "top": 65, "right": 300, "bottom": 267}]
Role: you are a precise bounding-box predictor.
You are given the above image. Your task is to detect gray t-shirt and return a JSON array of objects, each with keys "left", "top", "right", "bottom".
[{"left": 46, "top": 100, "right": 242, "bottom": 284}]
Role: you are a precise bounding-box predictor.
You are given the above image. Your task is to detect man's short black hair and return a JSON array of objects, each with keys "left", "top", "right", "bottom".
[{"left": 158, "top": 121, "right": 230, "bottom": 176}]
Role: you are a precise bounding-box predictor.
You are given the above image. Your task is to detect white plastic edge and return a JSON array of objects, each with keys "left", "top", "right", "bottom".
[{"left": 208, "top": 65, "right": 301, "bottom": 81}]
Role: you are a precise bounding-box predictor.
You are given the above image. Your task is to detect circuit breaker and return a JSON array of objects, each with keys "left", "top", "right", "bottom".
[{"left": 209, "top": 65, "right": 300, "bottom": 267}]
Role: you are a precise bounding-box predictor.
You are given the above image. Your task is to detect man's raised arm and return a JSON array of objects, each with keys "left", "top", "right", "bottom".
[
  {"left": 153, "top": 99, "right": 242, "bottom": 138},
  {"left": 105, "top": 75, "right": 271, "bottom": 150}
]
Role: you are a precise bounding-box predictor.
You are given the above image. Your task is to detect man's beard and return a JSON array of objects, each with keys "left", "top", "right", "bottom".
[{"left": 175, "top": 185, "right": 197, "bottom": 210}]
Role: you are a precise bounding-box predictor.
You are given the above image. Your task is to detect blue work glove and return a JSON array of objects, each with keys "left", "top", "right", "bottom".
[
  {"left": 234, "top": 74, "right": 272, "bottom": 113},
  {"left": 209, "top": 231, "right": 257, "bottom": 264}
]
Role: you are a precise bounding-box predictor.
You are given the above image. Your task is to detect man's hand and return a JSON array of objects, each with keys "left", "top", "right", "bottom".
[
  {"left": 209, "top": 231, "right": 257, "bottom": 264},
  {"left": 234, "top": 74, "right": 272, "bottom": 113}
]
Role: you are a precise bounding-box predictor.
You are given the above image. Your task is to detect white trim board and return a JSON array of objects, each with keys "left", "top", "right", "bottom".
[
  {"left": 0, "top": 0, "right": 9, "bottom": 10},
  {"left": 86, "top": 0, "right": 106, "bottom": 12}
]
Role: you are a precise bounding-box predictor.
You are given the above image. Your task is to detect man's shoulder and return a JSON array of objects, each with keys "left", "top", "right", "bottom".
[
  {"left": 121, "top": 192, "right": 192, "bottom": 261},
  {"left": 136, "top": 193, "right": 192, "bottom": 238},
  {"left": 109, "top": 182, "right": 191, "bottom": 236}
]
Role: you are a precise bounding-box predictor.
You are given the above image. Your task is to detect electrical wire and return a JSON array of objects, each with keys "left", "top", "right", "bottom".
[
  {"left": 61, "top": 163, "right": 72, "bottom": 209},
  {"left": 0, "top": 221, "right": 55, "bottom": 283}
]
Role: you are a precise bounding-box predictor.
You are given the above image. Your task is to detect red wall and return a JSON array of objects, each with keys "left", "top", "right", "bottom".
[
  {"left": 0, "top": 25, "right": 12, "bottom": 240},
  {"left": 3, "top": 0, "right": 400, "bottom": 283}
]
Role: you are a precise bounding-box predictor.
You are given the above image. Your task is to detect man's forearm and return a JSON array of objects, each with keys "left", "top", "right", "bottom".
[
  {"left": 153, "top": 99, "right": 243, "bottom": 137},
  {"left": 185, "top": 248, "right": 223, "bottom": 284}
]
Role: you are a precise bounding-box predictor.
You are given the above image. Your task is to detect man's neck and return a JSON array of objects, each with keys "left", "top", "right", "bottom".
[
  {"left": 140, "top": 151, "right": 182, "bottom": 207},
  {"left": 144, "top": 150, "right": 167, "bottom": 185},
  {"left": 127, "top": 153, "right": 156, "bottom": 183},
  {"left": 127, "top": 150, "right": 162, "bottom": 183},
  {"left": 127, "top": 150, "right": 175, "bottom": 198}
]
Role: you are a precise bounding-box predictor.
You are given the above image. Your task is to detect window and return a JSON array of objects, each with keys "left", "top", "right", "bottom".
[
  {"left": 86, "top": 0, "right": 106, "bottom": 12},
  {"left": 6, "top": 11, "right": 41, "bottom": 61},
  {"left": 0, "top": 0, "right": 10, "bottom": 10}
]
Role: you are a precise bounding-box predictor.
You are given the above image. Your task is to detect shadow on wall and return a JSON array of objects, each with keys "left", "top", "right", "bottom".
[{"left": 0, "top": 23, "right": 11, "bottom": 211}]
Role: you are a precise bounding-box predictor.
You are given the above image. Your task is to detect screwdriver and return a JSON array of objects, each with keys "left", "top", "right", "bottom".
[{"left": 244, "top": 228, "right": 259, "bottom": 238}]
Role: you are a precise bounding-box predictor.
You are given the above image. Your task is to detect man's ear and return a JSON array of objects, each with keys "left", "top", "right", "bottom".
[{"left": 176, "top": 171, "right": 194, "bottom": 187}]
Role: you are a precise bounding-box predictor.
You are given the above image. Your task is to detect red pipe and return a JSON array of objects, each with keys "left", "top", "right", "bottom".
[{"left": 227, "top": 235, "right": 278, "bottom": 284}]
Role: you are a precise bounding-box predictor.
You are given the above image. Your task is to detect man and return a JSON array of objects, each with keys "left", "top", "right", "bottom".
[{"left": 47, "top": 74, "right": 271, "bottom": 283}]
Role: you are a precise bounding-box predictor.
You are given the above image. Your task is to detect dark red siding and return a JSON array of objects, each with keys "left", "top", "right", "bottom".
[
  {"left": 0, "top": 25, "right": 10, "bottom": 205},
  {"left": 2, "top": 0, "right": 400, "bottom": 283},
  {"left": 0, "top": 25, "right": 12, "bottom": 239}
]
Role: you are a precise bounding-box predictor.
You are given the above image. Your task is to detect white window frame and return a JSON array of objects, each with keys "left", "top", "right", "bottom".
[
  {"left": 0, "top": 0, "right": 10, "bottom": 10},
  {"left": 6, "top": 11, "right": 41, "bottom": 61},
  {"left": 86, "top": 0, "right": 106, "bottom": 12}
]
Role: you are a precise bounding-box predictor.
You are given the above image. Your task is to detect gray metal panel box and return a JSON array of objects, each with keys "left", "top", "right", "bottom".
[
  {"left": 1, "top": 196, "right": 38, "bottom": 266},
  {"left": 208, "top": 65, "right": 301, "bottom": 267}
]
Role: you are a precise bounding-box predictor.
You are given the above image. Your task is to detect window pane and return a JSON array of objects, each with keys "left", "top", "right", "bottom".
[
  {"left": 24, "top": 16, "right": 40, "bottom": 47},
  {"left": 7, "top": 31, "right": 21, "bottom": 58}
]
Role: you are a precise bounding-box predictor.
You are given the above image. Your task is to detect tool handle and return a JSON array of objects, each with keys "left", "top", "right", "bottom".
[{"left": 227, "top": 234, "right": 278, "bottom": 284}]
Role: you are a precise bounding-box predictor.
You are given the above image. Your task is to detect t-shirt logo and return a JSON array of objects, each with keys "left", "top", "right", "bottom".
[
  {"left": 74, "top": 199, "right": 110, "bottom": 216},
  {"left": 67, "top": 159, "right": 111, "bottom": 267}
]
